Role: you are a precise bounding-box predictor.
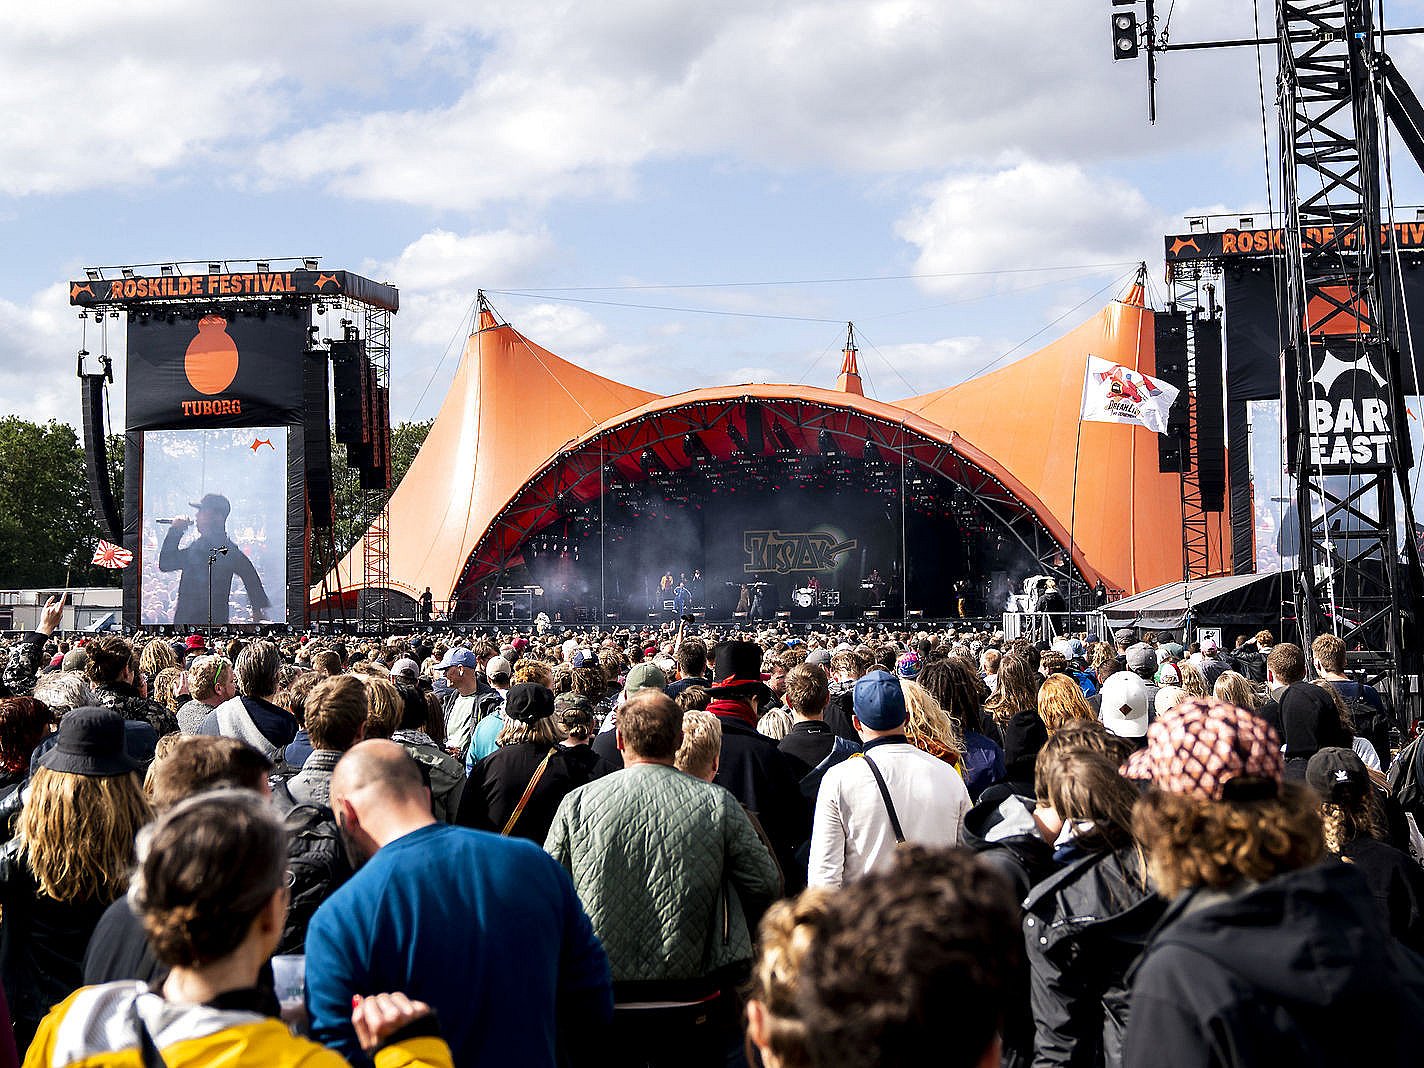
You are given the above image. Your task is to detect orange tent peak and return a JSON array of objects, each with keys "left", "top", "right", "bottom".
[
  {"left": 1121, "top": 282, "right": 1147, "bottom": 309},
  {"left": 836, "top": 322, "right": 864, "bottom": 396}
]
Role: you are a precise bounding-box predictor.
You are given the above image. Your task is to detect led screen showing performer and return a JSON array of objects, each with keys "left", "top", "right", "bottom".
[{"left": 139, "top": 428, "right": 287, "bottom": 626}]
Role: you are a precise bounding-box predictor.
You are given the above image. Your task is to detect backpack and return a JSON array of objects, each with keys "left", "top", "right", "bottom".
[
  {"left": 1333, "top": 682, "right": 1395, "bottom": 765},
  {"left": 269, "top": 780, "right": 352, "bottom": 954}
]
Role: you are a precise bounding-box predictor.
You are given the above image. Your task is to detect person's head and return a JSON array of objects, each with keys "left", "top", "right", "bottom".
[
  {"left": 745, "top": 888, "right": 833, "bottom": 1068},
  {"left": 1212, "top": 670, "right": 1258, "bottom": 710},
  {"left": 623, "top": 661, "right": 668, "bottom": 699},
  {"left": 787, "top": 847, "right": 1019, "bottom": 1068},
  {"left": 1311, "top": 632, "right": 1347, "bottom": 676},
  {"left": 919, "top": 657, "right": 989, "bottom": 736},
  {"left": 829, "top": 649, "right": 860, "bottom": 683},
  {"left": 852, "top": 670, "right": 908, "bottom": 739},
  {"left": 675, "top": 685, "right": 711, "bottom": 711},
  {"left": 192, "top": 493, "right": 231, "bottom": 538},
  {"left": 435, "top": 647, "right": 480, "bottom": 695},
  {"left": 1175, "top": 660, "right": 1209, "bottom": 698},
  {"left": 985, "top": 652, "right": 1039, "bottom": 720},
  {"left": 330, "top": 740, "right": 434, "bottom": 864},
  {"left": 33, "top": 671, "right": 94, "bottom": 716},
  {"left": 311, "top": 649, "right": 343, "bottom": 679},
  {"left": 1037, "top": 650, "right": 1068, "bottom": 678},
  {"left": 901, "top": 679, "right": 962, "bottom": 760},
  {"left": 85, "top": 634, "right": 135, "bottom": 688},
  {"left": 616, "top": 690, "right": 683, "bottom": 763},
  {"left": 677, "top": 638, "right": 708, "bottom": 680},
  {"left": 1126, "top": 697, "right": 1321, "bottom": 899},
  {"left": 139, "top": 639, "right": 178, "bottom": 681},
  {"left": 554, "top": 693, "right": 598, "bottom": 742},
  {"left": 1036, "top": 673, "right": 1095, "bottom": 735},
  {"left": 131, "top": 789, "right": 287, "bottom": 972},
  {"left": 305, "top": 675, "right": 369, "bottom": 753},
  {"left": 675, "top": 710, "right": 722, "bottom": 782},
  {"left": 784, "top": 663, "right": 830, "bottom": 721},
  {"left": 359, "top": 676, "right": 402, "bottom": 740},
  {"left": 1254, "top": 629, "right": 1275, "bottom": 649},
  {"left": 498, "top": 683, "right": 561, "bottom": 747},
  {"left": 145, "top": 735, "right": 274, "bottom": 811},
  {"left": 234, "top": 640, "right": 282, "bottom": 700},
  {"left": 1266, "top": 642, "right": 1307, "bottom": 686},
  {"left": 20, "top": 707, "right": 152, "bottom": 903},
  {"left": 486, "top": 655, "right": 513, "bottom": 689},
  {"left": 1035, "top": 743, "right": 1139, "bottom": 851},
  {"left": 980, "top": 648, "right": 1001, "bottom": 676},
  {"left": 513, "top": 658, "right": 554, "bottom": 689},
  {"left": 1098, "top": 671, "right": 1150, "bottom": 740},
  {"left": 1307, "top": 746, "right": 1383, "bottom": 853},
  {"left": 1125, "top": 642, "right": 1157, "bottom": 680},
  {"left": 0, "top": 696, "right": 53, "bottom": 775},
  {"left": 188, "top": 655, "right": 236, "bottom": 707}
]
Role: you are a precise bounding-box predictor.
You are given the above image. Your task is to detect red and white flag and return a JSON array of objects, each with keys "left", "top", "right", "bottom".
[
  {"left": 92, "top": 540, "right": 133, "bottom": 569},
  {"left": 1079, "top": 355, "right": 1179, "bottom": 434}
]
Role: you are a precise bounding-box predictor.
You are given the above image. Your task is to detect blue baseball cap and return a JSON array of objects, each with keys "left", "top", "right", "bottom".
[
  {"left": 433, "top": 647, "right": 478, "bottom": 671},
  {"left": 853, "top": 669, "right": 907, "bottom": 730}
]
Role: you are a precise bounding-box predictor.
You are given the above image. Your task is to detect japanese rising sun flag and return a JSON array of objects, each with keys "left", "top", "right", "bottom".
[
  {"left": 1079, "top": 355, "right": 1180, "bottom": 434},
  {"left": 92, "top": 540, "right": 133, "bottom": 569}
]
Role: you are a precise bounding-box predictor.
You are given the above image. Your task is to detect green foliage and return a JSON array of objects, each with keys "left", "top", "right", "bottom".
[
  {"left": 331, "top": 419, "right": 432, "bottom": 557},
  {"left": 0, "top": 417, "right": 120, "bottom": 588}
]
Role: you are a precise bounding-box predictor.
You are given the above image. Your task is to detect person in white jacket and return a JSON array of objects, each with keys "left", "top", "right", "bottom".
[{"left": 808, "top": 669, "right": 971, "bottom": 888}]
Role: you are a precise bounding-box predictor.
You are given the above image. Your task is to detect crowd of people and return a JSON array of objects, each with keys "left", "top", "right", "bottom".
[{"left": 2, "top": 596, "right": 1424, "bottom": 1066}]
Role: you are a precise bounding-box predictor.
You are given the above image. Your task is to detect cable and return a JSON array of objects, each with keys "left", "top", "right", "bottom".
[
  {"left": 849, "top": 325, "right": 930, "bottom": 398},
  {"left": 484, "top": 290, "right": 843, "bottom": 324},
  {"left": 489, "top": 261, "right": 1143, "bottom": 294},
  {"left": 404, "top": 291, "right": 481, "bottom": 420}
]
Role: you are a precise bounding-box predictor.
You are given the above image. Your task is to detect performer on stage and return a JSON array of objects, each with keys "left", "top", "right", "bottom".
[
  {"left": 864, "top": 568, "right": 887, "bottom": 607},
  {"left": 690, "top": 568, "right": 704, "bottom": 606},
  {"left": 157, "top": 493, "right": 270, "bottom": 626},
  {"left": 419, "top": 586, "right": 434, "bottom": 624},
  {"left": 673, "top": 579, "right": 691, "bottom": 617}
]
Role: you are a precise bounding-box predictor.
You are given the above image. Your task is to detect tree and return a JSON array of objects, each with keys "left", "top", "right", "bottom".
[
  {"left": 0, "top": 417, "right": 119, "bottom": 588},
  {"left": 330, "top": 420, "right": 432, "bottom": 557}
]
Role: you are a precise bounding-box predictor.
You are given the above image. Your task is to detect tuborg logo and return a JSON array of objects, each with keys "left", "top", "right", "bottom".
[
  {"left": 185, "top": 315, "right": 239, "bottom": 395},
  {"left": 744, "top": 530, "right": 858, "bottom": 574}
]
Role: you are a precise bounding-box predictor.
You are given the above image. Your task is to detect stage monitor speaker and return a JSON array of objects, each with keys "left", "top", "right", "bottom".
[
  {"left": 1194, "top": 316, "right": 1226, "bottom": 511},
  {"left": 1155, "top": 311, "right": 1190, "bottom": 474},
  {"left": 330, "top": 339, "right": 367, "bottom": 444},
  {"left": 303, "top": 349, "right": 334, "bottom": 527}
]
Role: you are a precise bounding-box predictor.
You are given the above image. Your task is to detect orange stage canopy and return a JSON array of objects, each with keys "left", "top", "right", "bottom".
[{"left": 326, "top": 292, "right": 1229, "bottom": 605}]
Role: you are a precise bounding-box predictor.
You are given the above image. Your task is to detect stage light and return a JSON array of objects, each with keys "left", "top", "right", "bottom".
[
  {"left": 85, "top": 268, "right": 103, "bottom": 281},
  {"left": 1111, "top": 10, "right": 1138, "bottom": 60},
  {"left": 303, "top": 258, "right": 319, "bottom": 270},
  {"left": 160, "top": 265, "right": 174, "bottom": 276},
  {"left": 817, "top": 429, "right": 841, "bottom": 456},
  {"left": 208, "top": 263, "right": 222, "bottom": 274},
  {"left": 1238, "top": 216, "right": 1255, "bottom": 229},
  {"left": 682, "top": 432, "right": 711, "bottom": 463},
  {"left": 1188, "top": 217, "right": 1207, "bottom": 232},
  {"left": 863, "top": 441, "right": 886, "bottom": 465},
  {"left": 772, "top": 423, "right": 797, "bottom": 454},
  {"left": 256, "top": 261, "right": 271, "bottom": 273},
  {"left": 727, "top": 424, "right": 752, "bottom": 456},
  {"left": 121, "top": 268, "right": 135, "bottom": 279}
]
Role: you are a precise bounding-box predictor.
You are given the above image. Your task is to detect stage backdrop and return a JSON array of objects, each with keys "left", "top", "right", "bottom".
[{"left": 123, "top": 311, "right": 308, "bottom": 628}]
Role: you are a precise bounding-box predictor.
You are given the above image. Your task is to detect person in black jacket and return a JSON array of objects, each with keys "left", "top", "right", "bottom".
[
  {"left": 1024, "top": 744, "right": 1163, "bottom": 1068},
  {"left": 1308, "top": 746, "right": 1424, "bottom": 953},
  {"left": 1123, "top": 696, "right": 1424, "bottom": 1068}
]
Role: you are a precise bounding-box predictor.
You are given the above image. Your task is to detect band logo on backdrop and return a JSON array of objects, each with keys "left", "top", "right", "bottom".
[{"left": 743, "top": 530, "right": 858, "bottom": 574}]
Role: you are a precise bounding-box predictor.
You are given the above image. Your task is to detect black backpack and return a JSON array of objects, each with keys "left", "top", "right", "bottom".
[{"left": 269, "top": 780, "right": 352, "bottom": 954}]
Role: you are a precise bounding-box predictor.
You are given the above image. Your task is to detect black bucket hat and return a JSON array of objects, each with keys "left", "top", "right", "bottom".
[{"left": 37, "top": 706, "right": 142, "bottom": 777}]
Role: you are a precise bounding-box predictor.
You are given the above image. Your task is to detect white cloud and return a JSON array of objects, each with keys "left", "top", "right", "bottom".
[
  {"left": 895, "top": 161, "right": 1169, "bottom": 297},
  {"left": 0, "top": 281, "right": 124, "bottom": 424}
]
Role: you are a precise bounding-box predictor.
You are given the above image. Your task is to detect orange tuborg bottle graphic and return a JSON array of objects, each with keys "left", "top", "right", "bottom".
[{"left": 185, "top": 315, "right": 239, "bottom": 395}]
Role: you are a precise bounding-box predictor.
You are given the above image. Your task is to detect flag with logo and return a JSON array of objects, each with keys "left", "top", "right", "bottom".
[
  {"left": 92, "top": 540, "right": 133, "bottom": 569},
  {"left": 1079, "top": 355, "right": 1179, "bottom": 434}
]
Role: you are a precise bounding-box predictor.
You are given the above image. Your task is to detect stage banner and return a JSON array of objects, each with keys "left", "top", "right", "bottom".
[
  {"left": 138, "top": 428, "right": 288, "bottom": 627},
  {"left": 1223, "top": 264, "right": 1424, "bottom": 400},
  {"left": 126, "top": 312, "right": 306, "bottom": 431},
  {"left": 1079, "top": 355, "right": 1178, "bottom": 433}
]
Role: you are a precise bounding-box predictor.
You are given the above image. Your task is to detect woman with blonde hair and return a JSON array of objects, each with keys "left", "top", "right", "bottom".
[
  {"left": 137, "top": 638, "right": 178, "bottom": 684},
  {"left": 1037, "top": 673, "right": 1096, "bottom": 736},
  {"left": 1212, "top": 670, "right": 1259, "bottom": 711},
  {"left": 1176, "top": 661, "right": 1210, "bottom": 698},
  {"left": 0, "top": 707, "right": 152, "bottom": 1049},
  {"left": 900, "top": 678, "right": 964, "bottom": 767}
]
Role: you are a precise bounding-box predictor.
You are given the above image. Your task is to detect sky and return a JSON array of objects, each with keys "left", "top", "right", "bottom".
[{"left": 9, "top": 1, "right": 1424, "bottom": 432}]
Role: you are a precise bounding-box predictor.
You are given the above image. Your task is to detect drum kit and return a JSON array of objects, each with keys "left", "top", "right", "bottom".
[{"left": 793, "top": 586, "right": 838, "bottom": 608}]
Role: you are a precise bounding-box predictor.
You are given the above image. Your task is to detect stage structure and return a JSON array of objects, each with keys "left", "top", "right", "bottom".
[
  {"left": 327, "top": 288, "right": 1224, "bottom": 626},
  {"left": 70, "top": 262, "right": 398, "bottom": 631}
]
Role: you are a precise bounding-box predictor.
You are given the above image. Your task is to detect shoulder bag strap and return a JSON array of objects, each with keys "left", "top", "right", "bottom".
[
  {"left": 501, "top": 747, "right": 559, "bottom": 836},
  {"left": 855, "top": 752, "right": 906, "bottom": 843}
]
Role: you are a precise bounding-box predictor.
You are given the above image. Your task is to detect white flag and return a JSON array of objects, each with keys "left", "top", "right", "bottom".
[{"left": 1079, "top": 355, "right": 1179, "bottom": 434}]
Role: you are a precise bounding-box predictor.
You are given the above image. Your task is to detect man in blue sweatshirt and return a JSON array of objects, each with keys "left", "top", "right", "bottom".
[{"left": 305, "top": 740, "right": 612, "bottom": 1066}]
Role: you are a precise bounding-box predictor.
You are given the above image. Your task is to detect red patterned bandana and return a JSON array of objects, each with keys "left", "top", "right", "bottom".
[{"left": 1122, "top": 696, "right": 1283, "bottom": 801}]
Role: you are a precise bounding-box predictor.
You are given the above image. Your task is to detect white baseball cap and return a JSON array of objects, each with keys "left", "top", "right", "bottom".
[{"left": 1099, "top": 671, "right": 1150, "bottom": 739}]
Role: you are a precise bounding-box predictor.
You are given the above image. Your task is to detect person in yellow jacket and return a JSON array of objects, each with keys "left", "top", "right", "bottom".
[{"left": 23, "top": 789, "right": 452, "bottom": 1068}]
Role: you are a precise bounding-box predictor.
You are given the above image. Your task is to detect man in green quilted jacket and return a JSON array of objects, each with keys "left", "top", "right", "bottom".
[{"left": 546, "top": 689, "right": 781, "bottom": 1067}]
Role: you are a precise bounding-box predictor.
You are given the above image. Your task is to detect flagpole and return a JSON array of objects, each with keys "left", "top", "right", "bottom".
[{"left": 1068, "top": 418, "right": 1085, "bottom": 615}]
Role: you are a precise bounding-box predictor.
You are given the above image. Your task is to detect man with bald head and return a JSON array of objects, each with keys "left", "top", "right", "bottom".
[{"left": 304, "top": 740, "right": 612, "bottom": 1066}]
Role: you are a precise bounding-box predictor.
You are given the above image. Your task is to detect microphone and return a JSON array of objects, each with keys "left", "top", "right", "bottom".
[{"left": 156, "top": 518, "right": 190, "bottom": 525}]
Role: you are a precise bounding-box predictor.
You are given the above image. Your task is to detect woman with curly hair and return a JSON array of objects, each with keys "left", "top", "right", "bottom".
[
  {"left": 1123, "top": 697, "right": 1424, "bottom": 1067},
  {"left": 0, "top": 706, "right": 152, "bottom": 1050},
  {"left": 899, "top": 678, "right": 963, "bottom": 768},
  {"left": 1037, "top": 673, "right": 1096, "bottom": 736},
  {"left": 919, "top": 657, "right": 1005, "bottom": 800}
]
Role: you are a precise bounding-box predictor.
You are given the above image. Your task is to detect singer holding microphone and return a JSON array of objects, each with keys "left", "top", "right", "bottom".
[{"left": 157, "top": 493, "right": 271, "bottom": 626}]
